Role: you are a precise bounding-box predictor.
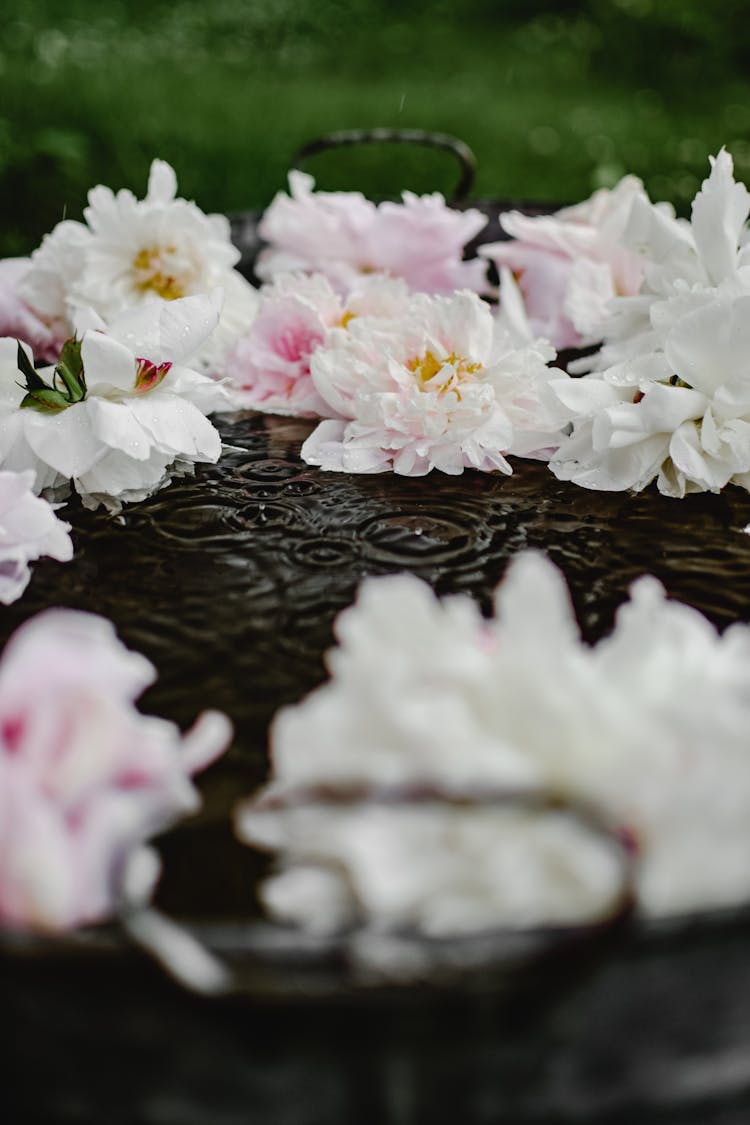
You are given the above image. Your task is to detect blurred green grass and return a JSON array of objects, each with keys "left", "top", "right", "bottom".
[{"left": 2, "top": 0, "right": 750, "bottom": 256}]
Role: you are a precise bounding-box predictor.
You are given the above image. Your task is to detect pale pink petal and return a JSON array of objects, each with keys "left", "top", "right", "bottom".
[
  {"left": 0, "top": 609, "right": 232, "bottom": 932},
  {"left": 257, "top": 173, "right": 487, "bottom": 295}
]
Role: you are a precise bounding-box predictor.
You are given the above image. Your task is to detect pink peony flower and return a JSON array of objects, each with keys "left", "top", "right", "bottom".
[
  {"left": 257, "top": 171, "right": 489, "bottom": 296},
  {"left": 0, "top": 259, "right": 65, "bottom": 363},
  {"left": 224, "top": 271, "right": 409, "bottom": 416},
  {"left": 0, "top": 610, "right": 232, "bottom": 933},
  {"left": 0, "top": 470, "right": 73, "bottom": 605},
  {"left": 479, "top": 177, "right": 646, "bottom": 349}
]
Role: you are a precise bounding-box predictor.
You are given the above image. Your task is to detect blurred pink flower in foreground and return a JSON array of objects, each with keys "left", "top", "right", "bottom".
[
  {"left": 257, "top": 171, "right": 489, "bottom": 296},
  {"left": 224, "top": 271, "right": 409, "bottom": 415},
  {"left": 0, "top": 610, "right": 232, "bottom": 933},
  {"left": 0, "top": 470, "right": 73, "bottom": 605},
  {"left": 0, "top": 259, "right": 65, "bottom": 363},
  {"left": 480, "top": 177, "right": 647, "bottom": 349}
]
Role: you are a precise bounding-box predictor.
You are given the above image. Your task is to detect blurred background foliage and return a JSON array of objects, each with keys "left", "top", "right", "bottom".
[{"left": 2, "top": 0, "right": 750, "bottom": 256}]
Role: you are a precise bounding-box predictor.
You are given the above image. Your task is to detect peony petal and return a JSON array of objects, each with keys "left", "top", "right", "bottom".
[
  {"left": 81, "top": 330, "right": 137, "bottom": 394},
  {"left": 86, "top": 397, "right": 152, "bottom": 460},
  {"left": 127, "top": 394, "right": 221, "bottom": 461},
  {"left": 146, "top": 159, "right": 178, "bottom": 205},
  {"left": 23, "top": 403, "right": 103, "bottom": 478},
  {"left": 691, "top": 148, "right": 750, "bottom": 286},
  {"left": 666, "top": 295, "right": 750, "bottom": 397},
  {"left": 106, "top": 290, "right": 223, "bottom": 366}
]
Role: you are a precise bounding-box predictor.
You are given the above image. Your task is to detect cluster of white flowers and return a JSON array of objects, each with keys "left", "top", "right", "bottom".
[
  {"left": 0, "top": 160, "right": 261, "bottom": 517},
  {"left": 6, "top": 148, "right": 750, "bottom": 514},
  {"left": 548, "top": 150, "right": 750, "bottom": 495},
  {"left": 219, "top": 170, "right": 577, "bottom": 476},
  {"left": 224, "top": 147, "right": 750, "bottom": 498},
  {"left": 238, "top": 551, "right": 750, "bottom": 932},
  {"left": 1, "top": 157, "right": 576, "bottom": 507}
]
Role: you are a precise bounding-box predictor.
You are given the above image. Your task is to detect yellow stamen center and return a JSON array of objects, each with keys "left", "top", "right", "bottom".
[
  {"left": 340, "top": 311, "right": 356, "bottom": 329},
  {"left": 407, "top": 350, "right": 482, "bottom": 398},
  {"left": 132, "top": 246, "right": 185, "bottom": 300}
]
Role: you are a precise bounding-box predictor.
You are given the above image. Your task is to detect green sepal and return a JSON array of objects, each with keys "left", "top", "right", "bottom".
[
  {"left": 17, "top": 334, "right": 89, "bottom": 412},
  {"left": 54, "top": 337, "right": 87, "bottom": 402},
  {"left": 17, "top": 342, "right": 45, "bottom": 390},
  {"left": 20, "top": 388, "right": 70, "bottom": 412}
]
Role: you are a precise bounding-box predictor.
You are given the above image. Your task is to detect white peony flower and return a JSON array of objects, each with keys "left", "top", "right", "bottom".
[
  {"left": 0, "top": 469, "right": 73, "bottom": 603},
  {"left": 547, "top": 150, "right": 750, "bottom": 496},
  {"left": 550, "top": 291, "right": 750, "bottom": 495},
  {"left": 578, "top": 148, "right": 750, "bottom": 378},
  {"left": 237, "top": 552, "right": 750, "bottom": 927},
  {"left": 479, "top": 176, "right": 647, "bottom": 349},
  {"left": 19, "top": 159, "right": 258, "bottom": 372},
  {"left": 300, "top": 290, "right": 571, "bottom": 476},
  {"left": 0, "top": 292, "right": 230, "bottom": 511}
]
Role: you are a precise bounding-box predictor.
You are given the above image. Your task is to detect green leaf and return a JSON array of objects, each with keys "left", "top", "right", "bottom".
[{"left": 16, "top": 341, "right": 45, "bottom": 390}]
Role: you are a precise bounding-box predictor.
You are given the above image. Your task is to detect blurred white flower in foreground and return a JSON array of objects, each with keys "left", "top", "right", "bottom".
[
  {"left": 242, "top": 800, "right": 628, "bottom": 938},
  {"left": 301, "top": 290, "right": 570, "bottom": 476},
  {"left": 0, "top": 469, "right": 73, "bottom": 604},
  {"left": 237, "top": 551, "right": 750, "bottom": 931},
  {"left": 0, "top": 609, "right": 231, "bottom": 933},
  {"left": 16, "top": 159, "right": 258, "bottom": 372},
  {"left": 0, "top": 292, "right": 229, "bottom": 510},
  {"left": 256, "top": 171, "right": 489, "bottom": 296}
]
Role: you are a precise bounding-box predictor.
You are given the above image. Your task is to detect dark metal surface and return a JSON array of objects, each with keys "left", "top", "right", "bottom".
[
  {"left": 9, "top": 912, "right": 750, "bottom": 1124},
  {"left": 6, "top": 406, "right": 750, "bottom": 1120}
]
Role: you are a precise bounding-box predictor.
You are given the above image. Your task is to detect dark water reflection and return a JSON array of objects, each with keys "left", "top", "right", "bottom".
[{"left": 4, "top": 410, "right": 750, "bottom": 922}]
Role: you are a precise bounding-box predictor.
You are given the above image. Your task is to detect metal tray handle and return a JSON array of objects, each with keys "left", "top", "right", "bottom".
[{"left": 290, "top": 128, "right": 477, "bottom": 204}]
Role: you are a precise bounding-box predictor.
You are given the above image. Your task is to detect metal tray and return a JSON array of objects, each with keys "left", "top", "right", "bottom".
[{"left": 7, "top": 144, "right": 750, "bottom": 1119}]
